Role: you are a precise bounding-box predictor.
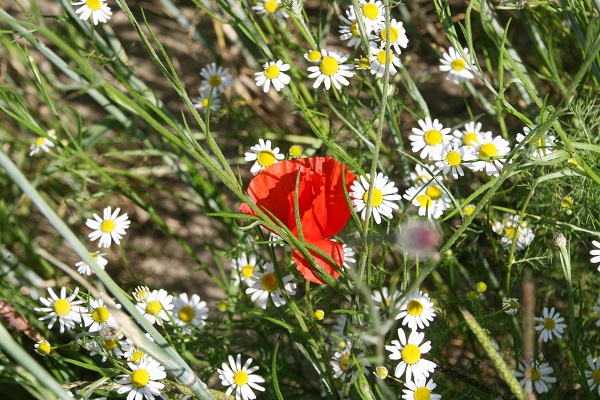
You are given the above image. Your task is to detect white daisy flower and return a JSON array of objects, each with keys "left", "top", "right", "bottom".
[
  {"left": 35, "top": 287, "right": 83, "bottom": 334},
  {"left": 494, "top": 214, "right": 534, "bottom": 251},
  {"left": 372, "top": 287, "right": 401, "bottom": 311},
  {"left": 368, "top": 46, "right": 402, "bottom": 77},
  {"left": 252, "top": 0, "right": 288, "bottom": 19},
  {"left": 217, "top": 354, "right": 265, "bottom": 400},
  {"left": 431, "top": 143, "right": 475, "bottom": 179},
  {"left": 339, "top": 9, "right": 377, "bottom": 49},
  {"left": 75, "top": 251, "right": 108, "bottom": 276},
  {"left": 304, "top": 50, "right": 322, "bottom": 63},
  {"left": 469, "top": 131, "right": 511, "bottom": 176},
  {"left": 516, "top": 126, "right": 556, "bottom": 159},
  {"left": 86, "top": 206, "right": 131, "bottom": 248},
  {"left": 439, "top": 46, "right": 476, "bottom": 83},
  {"left": 586, "top": 356, "right": 600, "bottom": 395},
  {"left": 199, "top": 63, "right": 234, "bottom": 95},
  {"left": 395, "top": 290, "right": 436, "bottom": 331},
  {"left": 409, "top": 117, "right": 452, "bottom": 159},
  {"left": 502, "top": 297, "right": 519, "bottom": 315},
  {"left": 330, "top": 341, "right": 368, "bottom": 380},
  {"left": 534, "top": 307, "right": 566, "bottom": 342},
  {"left": 117, "top": 357, "right": 166, "bottom": 400},
  {"left": 254, "top": 60, "right": 291, "bottom": 93},
  {"left": 135, "top": 289, "right": 174, "bottom": 325},
  {"left": 132, "top": 286, "right": 151, "bottom": 302},
  {"left": 377, "top": 19, "right": 409, "bottom": 54},
  {"left": 72, "top": 0, "right": 112, "bottom": 26},
  {"left": 590, "top": 240, "right": 600, "bottom": 268},
  {"left": 307, "top": 49, "right": 355, "bottom": 91},
  {"left": 122, "top": 334, "right": 155, "bottom": 364},
  {"left": 232, "top": 253, "right": 259, "bottom": 286},
  {"left": 34, "top": 339, "right": 52, "bottom": 355},
  {"left": 82, "top": 296, "right": 120, "bottom": 332},
  {"left": 245, "top": 263, "right": 296, "bottom": 309},
  {"left": 409, "top": 164, "right": 435, "bottom": 186},
  {"left": 171, "top": 293, "right": 209, "bottom": 334},
  {"left": 192, "top": 89, "right": 222, "bottom": 112},
  {"left": 403, "top": 183, "right": 451, "bottom": 220},
  {"left": 350, "top": 173, "right": 402, "bottom": 224},
  {"left": 386, "top": 329, "right": 436, "bottom": 382},
  {"left": 85, "top": 334, "right": 126, "bottom": 362},
  {"left": 402, "top": 377, "right": 441, "bottom": 400},
  {"left": 244, "top": 138, "right": 285, "bottom": 176},
  {"left": 514, "top": 360, "right": 556, "bottom": 394},
  {"left": 453, "top": 121, "right": 482, "bottom": 147},
  {"left": 355, "top": 0, "right": 386, "bottom": 33},
  {"left": 29, "top": 130, "right": 56, "bottom": 156}
]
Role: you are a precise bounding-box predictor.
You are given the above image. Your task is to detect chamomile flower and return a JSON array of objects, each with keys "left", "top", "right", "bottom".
[
  {"left": 244, "top": 139, "right": 285, "bottom": 175},
  {"left": 117, "top": 357, "right": 166, "bottom": 400},
  {"left": 29, "top": 130, "right": 56, "bottom": 156},
  {"left": 75, "top": 251, "right": 108, "bottom": 276},
  {"left": 590, "top": 240, "right": 600, "bottom": 268},
  {"left": 135, "top": 289, "right": 174, "bottom": 325},
  {"left": 72, "top": 0, "right": 112, "bottom": 26},
  {"left": 409, "top": 117, "right": 451, "bottom": 159},
  {"left": 410, "top": 164, "right": 435, "bottom": 186},
  {"left": 171, "top": 293, "right": 209, "bottom": 334},
  {"left": 232, "top": 253, "right": 258, "bottom": 286},
  {"left": 86, "top": 334, "right": 126, "bottom": 361},
  {"left": 502, "top": 297, "right": 519, "bottom": 315},
  {"left": 439, "top": 46, "right": 476, "bottom": 83},
  {"left": 330, "top": 341, "right": 368, "bottom": 380},
  {"left": 199, "top": 63, "right": 234, "bottom": 95},
  {"left": 453, "top": 121, "right": 482, "bottom": 147},
  {"left": 535, "top": 307, "right": 566, "bottom": 342},
  {"left": 368, "top": 46, "right": 402, "bottom": 77},
  {"left": 133, "top": 286, "right": 151, "bottom": 302},
  {"left": 395, "top": 290, "right": 436, "bottom": 331},
  {"left": 403, "top": 183, "right": 451, "bottom": 220},
  {"left": 192, "top": 90, "right": 221, "bottom": 112},
  {"left": 342, "top": 244, "right": 356, "bottom": 269},
  {"left": 386, "top": 329, "right": 436, "bottom": 382},
  {"left": 377, "top": 19, "right": 409, "bottom": 54},
  {"left": 586, "top": 356, "right": 600, "bottom": 395},
  {"left": 254, "top": 60, "right": 290, "bottom": 93},
  {"left": 495, "top": 215, "right": 535, "bottom": 251},
  {"left": 86, "top": 206, "right": 131, "bottom": 248},
  {"left": 304, "top": 50, "right": 322, "bottom": 63},
  {"left": 307, "top": 49, "right": 355, "bottom": 90},
  {"left": 402, "top": 377, "right": 441, "bottom": 400},
  {"left": 350, "top": 173, "right": 402, "bottom": 224},
  {"left": 372, "top": 287, "right": 401, "bottom": 311},
  {"left": 122, "top": 334, "right": 155, "bottom": 364},
  {"left": 252, "top": 0, "right": 288, "bottom": 19},
  {"left": 34, "top": 340, "right": 52, "bottom": 355},
  {"left": 355, "top": 0, "right": 386, "bottom": 33},
  {"left": 516, "top": 126, "right": 556, "bottom": 159},
  {"left": 289, "top": 144, "right": 303, "bottom": 159},
  {"left": 469, "top": 131, "right": 511, "bottom": 176},
  {"left": 431, "top": 143, "right": 475, "bottom": 179},
  {"left": 246, "top": 263, "right": 296, "bottom": 309},
  {"left": 339, "top": 9, "right": 376, "bottom": 49},
  {"left": 217, "top": 354, "right": 265, "bottom": 400},
  {"left": 82, "top": 296, "right": 120, "bottom": 332},
  {"left": 35, "top": 287, "right": 83, "bottom": 334},
  {"left": 514, "top": 360, "right": 556, "bottom": 394}
]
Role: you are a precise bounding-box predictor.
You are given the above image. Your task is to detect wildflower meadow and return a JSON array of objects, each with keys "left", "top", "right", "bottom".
[{"left": 1, "top": 0, "right": 600, "bottom": 399}]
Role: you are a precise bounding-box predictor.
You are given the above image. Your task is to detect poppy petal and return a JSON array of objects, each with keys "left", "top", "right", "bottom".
[{"left": 293, "top": 238, "right": 344, "bottom": 284}]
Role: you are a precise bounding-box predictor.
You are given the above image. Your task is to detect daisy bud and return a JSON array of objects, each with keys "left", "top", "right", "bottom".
[
  {"left": 554, "top": 233, "right": 567, "bottom": 248},
  {"left": 374, "top": 366, "right": 388, "bottom": 379},
  {"left": 314, "top": 309, "right": 325, "bottom": 321},
  {"left": 34, "top": 340, "right": 51, "bottom": 355},
  {"left": 476, "top": 282, "right": 487, "bottom": 293}
]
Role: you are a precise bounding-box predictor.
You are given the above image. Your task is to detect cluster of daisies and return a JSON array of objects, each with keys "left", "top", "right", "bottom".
[{"left": 191, "top": 63, "right": 233, "bottom": 114}]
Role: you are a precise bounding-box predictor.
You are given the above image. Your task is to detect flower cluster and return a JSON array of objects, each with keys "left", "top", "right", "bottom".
[{"left": 192, "top": 63, "right": 234, "bottom": 114}]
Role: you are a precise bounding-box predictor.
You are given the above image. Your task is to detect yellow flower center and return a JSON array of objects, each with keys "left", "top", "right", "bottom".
[
  {"left": 476, "top": 282, "right": 487, "bottom": 293},
  {"left": 340, "top": 353, "right": 351, "bottom": 371},
  {"left": 104, "top": 339, "right": 117, "bottom": 350},
  {"left": 202, "top": 98, "right": 210, "bottom": 108},
  {"left": 381, "top": 298, "right": 391, "bottom": 308},
  {"left": 146, "top": 300, "right": 162, "bottom": 316},
  {"left": 242, "top": 265, "right": 255, "bottom": 279},
  {"left": 414, "top": 387, "right": 432, "bottom": 400},
  {"left": 479, "top": 143, "right": 498, "bottom": 159},
  {"left": 86, "top": 0, "right": 102, "bottom": 11},
  {"left": 424, "top": 129, "right": 443, "bottom": 146},
  {"left": 264, "top": 0, "right": 279, "bottom": 13},
  {"left": 35, "top": 137, "right": 46, "bottom": 147},
  {"left": 218, "top": 301, "right": 228, "bottom": 312},
  {"left": 307, "top": 51, "right": 322, "bottom": 62},
  {"left": 92, "top": 306, "right": 110, "bottom": 323},
  {"left": 100, "top": 219, "right": 116, "bottom": 233},
  {"left": 131, "top": 349, "right": 145, "bottom": 363},
  {"left": 362, "top": 188, "right": 384, "bottom": 207},
  {"left": 357, "top": 57, "right": 370, "bottom": 69},
  {"left": 208, "top": 75, "right": 222, "bottom": 87},
  {"left": 445, "top": 150, "right": 462, "bottom": 166},
  {"left": 314, "top": 309, "right": 325, "bottom": 320},
  {"left": 376, "top": 50, "right": 394, "bottom": 65},
  {"left": 544, "top": 317, "right": 555, "bottom": 330},
  {"left": 53, "top": 299, "right": 71, "bottom": 316},
  {"left": 131, "top": 369, "right": 150, "bottom": 388},
  {"left": 257, "top": 149, "right": 277, "bottom": 167},
  {"left": 261, "top": 273, "right": 279, "bottom": 292},
  {"left": 407, "top": 299, "right": 424, "bottom": 316},
  {"left": 417, "top": 194, "right": 432, "bottom": 208},
  {"left": 401, "top": 344, "right": 421, "bottom": 365},
  {"left": 561, "top": 197, "right": 573, "bottom": 208},
  {"left": 320, "top": 56, "right": 339, "bottom": 76},
  {"left": 426, "top": 185, "right": 442, "bottom": 200},
  {"left": 504, "top": 226, "right": 520, "bottom": 239},
  {"left": 289, "top": 145, "right": 303, "bottom": 158},
  {"left": 265, "top": 65, "right": 280, "bottom": 79},
  {"left": 380, "top": 26, "right": 399, "bottom": 43},
  {"left": 350, "top": 22, "right": 360, "bottom": 37},
  {"left": 463, "top": 132, "right": 478, "bottom": 146},
  {"left": 135, "top": 288, "right": 149, "bottom": 301},
  {"left": 178, "top": 306, "right": 195, "bottom": 323},
  {"left": 362, "top": 3, "right": 379, "bottom": 20},
  {"left": 375, "top": 366, "right": 388, "bottom": 379},
  {"left": 451, "top": 58, "right": 466, "bottom": 71},
  {"left": 531, "top": 367, "right": 541, "bottom": 382},
  {"left": 592, "top": 369, "right": 600, "bottom": 384},
  {"left": 233, "top": 370, "right": 249, "bottom": 386},
  {"left": 38, "top": 341, "right": 51, "bottom": 354},
  {"left": 464, "top": 204, "right": 475, "bottom": 216}
]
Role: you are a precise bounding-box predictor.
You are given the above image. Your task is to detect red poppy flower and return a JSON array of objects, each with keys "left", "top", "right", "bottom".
[{"left": 240, "top": 157, "right": 356, "bottom": 283}]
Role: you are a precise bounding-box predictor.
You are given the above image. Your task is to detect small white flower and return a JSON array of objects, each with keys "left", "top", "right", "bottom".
[
  {"left": 350, "top": 173, "right": 401, "bottom": 224},
  {"left": 516, "top": 126, "right": 556, "bottom": 159},
  {"left": 354, "top": 0, "right": 386, "bottom": 33},
  {"left": 232, "top": 253, "right": 259, "bottom": 286},
  {"left": 395, "top": 290, "right": 436, "bottom": 331},
  {"left": 368, "top": 46, "right": 402, "bottom": 78},
  {"left": 34, "top": 287, "right": 83, "bottom": 334},
  {"left": 72, "top": 0, "right": 112, "bottom": 26},
  {"left": 244, "top": 138, "right": 285, "bottom": 176},
  {"left": 439, "top": 46, "right": 476, "bottom": 83},
  {"left": 199, "top": 63, "right": 234, "bottom": 94},
  {"left": 246, "top": 263, "right": 296, "bottom": 309},
  {"left": 34, "top": 339, "right": 52, "bottom": 355},
  {"left": 29, "top": 130, "right": 56, "bottom": 156},
  {"left": 502, "top": 297, "right": 519, "bottom": 315},
  {"left": 82, "top": 296, "right": 120, "bottom": 332},
  {"left": 535, "top": 307, "right": 566, "bottom": 342},
  {"left": 338, "top": 8, "right": 377, "bottom": 49},
  {"left": 85, "top": 334, "right": 126, "bottom": 361},
  {"left": 409, "top": 117, "right": 452, "bottom": 159},
  {"left": 377, "top": 19, "right": 409, "bottom": 54},
  {"left": 307, "top": 49, "right": 355, "bottom": 91},
  {"left": 386, "top": 329, "right": 436, "bottom": 382},
  {"left": 75, "top": 251, "right": 108, "bottom": 276},
  {"left": 453, "top": 121, "right": 483, "bottom": 147},
  {"left": 409, "top": 164, "right": 435, "bottom": 186},
  {"left": 122, "top": 334, "right": 155, "bottom": 364},
  {"left": 590, "top": 240, "right": 600, "bottom": 268},
  {"left": 330, "top": 341, "right": 368, "bottom": 381},
  {"left": 171, "top": 293, "right": 209, "bottom": 334},
  {"left": 403, "top": 183, "right": 451, "bottom": 220},
  {"left": 255, "top": 60, "right": 291, "bottom": 93},
  {"left": 217, "top": 354, "right": 265, "bottom": 400},
  {"left": 402, "top": 377, "right": 441, "bottom": 400},
  {"left": 192, "top": 89, "right": 222, "bottom": 112},
  {"left": 431, "top": 143, "right": 475, "bottom": 179},
  {"left": 494, "top": 214, "right": 534, "bottom": 251},
  {"left": 514, "top": 360, "right": 556, "bottom": 394},
  {"left": 252, "top": 0, "right": 289, "bottom": 19},
  {"left": 586, "top": 356, "right": 600, "bottom": 395},
  {"left": 86, "top": 206, "right": 130, "bottom": 248},
  {"left": 342, "top": 243, "right": 356, "bottom": 269},
  {"left": 469, "top": 131, "right": 511, "bottom": 176},
  {"left": 372, "top": 287, "right": 401, "bottom": 311},
  {"left": 132, "top": 286, "right": 151, "bottom": 302},
  {"left": 135, "top": 289, "right": 174, "bottom": 325},
  {"left": 304, "top": 50, "right": 322, "bottom": 63},
  {"left": 117, "top": 357, "right": 166, "bottom": 400}
]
